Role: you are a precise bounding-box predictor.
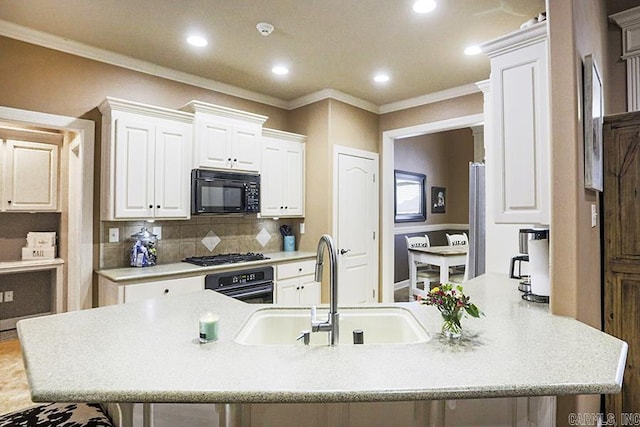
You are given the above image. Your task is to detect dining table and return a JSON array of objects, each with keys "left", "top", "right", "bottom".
[{"left": 408, "top": 245, "right": 468, "bottom": 298}]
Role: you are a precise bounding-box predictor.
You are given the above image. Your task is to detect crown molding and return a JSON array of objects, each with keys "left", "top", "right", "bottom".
[
  {"left": 378, "top": 83, "right": 481, "bottom": 114},
  {"left": 480, "top": 21, "right": 547, "bottom": 58},
  {"left": 1, "top": 19, "right": 484, "bottom": 116},
  {"left": 0, "top": 19, "right": 289, "bottom": 110},
  {"left": 287, "top": 89, "right": 379, "bottom": 113}
]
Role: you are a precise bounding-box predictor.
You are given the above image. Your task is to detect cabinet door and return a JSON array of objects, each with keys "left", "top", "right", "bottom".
[
  {"left": 154, "top": 121, "right": 191, "bottom": 218},
  {"left": 114, "top": 118, "right": 155, "bottom": 218},
  {"left": 4, "top": 140, "right": 59, "bottom": 211},
  {"left": 490, "top": 38, "right": 549, "bottom": 224},
  {"left": 196, "top": 119, "right": 233, "bottom": 170},
  {"left": 231, "top": 123, "right": 261, "bottom": 171},
  {"left": 260, "top": 139, "right": 285, "bottom": 216},
  {"left": 298, "top": 276, "right": 321, "bottom": 305},
  {"left": 282, "top": 142, "right": 304, "bottom": 216},
  {"left": 124, "top": 276, "right": 203, "bottom": 304},
  {"left": 275, "top": 277, "right": 300, "bottom": 305}
]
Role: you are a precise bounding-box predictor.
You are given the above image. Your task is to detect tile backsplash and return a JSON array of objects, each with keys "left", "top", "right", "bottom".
[{"left": 99, "top": 216, "right": 303, "bottom": 269}]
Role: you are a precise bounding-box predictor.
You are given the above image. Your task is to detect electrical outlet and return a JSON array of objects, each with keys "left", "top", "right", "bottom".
[
  {"left": 300, "top": 223, "right": 305, "bottom": 234},
  {"left": 109, "top": 228, "right": 119, "bottom": 243},
  {"left": 591, "top": 204, "right": 598, "bottom": 228},
  {"left": 4, "top": 291, "right": 13, "bottom": 302},
  {"left": 152, "top": 226, "right": 162, "bottom": 240}
]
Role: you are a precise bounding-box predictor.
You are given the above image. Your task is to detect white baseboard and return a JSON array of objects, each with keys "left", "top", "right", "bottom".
[{"left": 0, "top": 312, "right": 52, "bottom": 331}]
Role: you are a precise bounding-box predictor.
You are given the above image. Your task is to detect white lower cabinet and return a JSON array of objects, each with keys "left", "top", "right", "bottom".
[
  {"left": 275, "top": 260, "right": 320, "bottom": 305},
  {"left": 98, "top": 275, "right": 203, "bottom": 306}
]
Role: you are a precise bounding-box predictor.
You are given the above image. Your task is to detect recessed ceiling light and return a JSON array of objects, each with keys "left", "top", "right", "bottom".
[
  {"left": 413, "top": 0, "right": 436, "bottom": 14},
  {"left": 464, "top": 45, "right": 482, "bottom": 56},
  {"left": 272, "top": 65, "right": 289, "bottom": 75},
  {"left": 187, "top": 35, "right": 208, "bottom": 47},
  {"left": 373, "top": 73, "right": 390, "bottom": 83}
]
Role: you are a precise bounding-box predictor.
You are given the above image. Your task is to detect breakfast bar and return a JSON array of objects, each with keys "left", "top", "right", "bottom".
[{"left": 17, "top": 273, "right": 627, "bottom": 426}]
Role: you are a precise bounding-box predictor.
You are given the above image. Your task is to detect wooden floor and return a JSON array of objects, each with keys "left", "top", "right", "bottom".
[{"left": 0, "top": 333, "right": 35, "bottom": 415}]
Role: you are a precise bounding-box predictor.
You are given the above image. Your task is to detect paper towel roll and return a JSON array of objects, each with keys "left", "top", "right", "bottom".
[{"left": 529, "top": 239, "right": 550, "bottom": 296}]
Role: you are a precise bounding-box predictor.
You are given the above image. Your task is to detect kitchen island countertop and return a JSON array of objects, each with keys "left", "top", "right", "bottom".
[{"left": 17, "top": 273, "right": 626, "bottom": 404}]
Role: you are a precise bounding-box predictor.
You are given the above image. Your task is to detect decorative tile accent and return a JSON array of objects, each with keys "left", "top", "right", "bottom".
[
  {"left": 201, "top": 230, "right": 220, "bottom": 252},
  {"left": 256, "top": 228, "right": 271, "bottom": 247}
]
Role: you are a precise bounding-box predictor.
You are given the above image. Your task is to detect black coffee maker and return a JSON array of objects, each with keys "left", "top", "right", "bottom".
[{"left": 509, "top": 232, "right": 531, "bottom": 292}]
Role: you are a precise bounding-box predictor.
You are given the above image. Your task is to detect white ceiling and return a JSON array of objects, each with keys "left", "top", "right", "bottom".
[{"left": 0, "top": 0, "right": 545, "bottom": 108}]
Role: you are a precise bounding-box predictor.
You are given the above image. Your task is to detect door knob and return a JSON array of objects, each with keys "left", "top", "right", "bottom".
[{"left": 340, "top": 249, "right": 351, "bottom": 255}]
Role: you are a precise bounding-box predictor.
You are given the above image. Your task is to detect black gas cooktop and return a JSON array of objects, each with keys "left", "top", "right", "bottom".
[{"left": 183, "top": 252, "right": 269, "bottom": 267}]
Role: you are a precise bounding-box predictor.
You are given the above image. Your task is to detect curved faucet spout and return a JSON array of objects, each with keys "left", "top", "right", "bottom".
[{"left": 312, "top": 234, "right": 339, "bottom": 345}]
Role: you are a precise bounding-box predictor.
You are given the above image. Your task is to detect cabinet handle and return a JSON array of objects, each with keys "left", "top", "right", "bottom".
[
  {"left": 285, "top": 206, "right": 288, "bottom": 209},
  {"left": 296, "top": 287, "right": 300, "bottom": 290},
  {"left": 301, "top": 286, "right": 304, "bottom": 290},
  {"left": 149, "top": 205, "right": 153, "bottom": 209},
  {"left": 233, "top": 158, "right": 237, "bottom": 162},
  {"left": 228, "top": 158, "right": 231, "bottom": 161},
  {"left": 157, "top": 205, "right": 160, "bottom": 209},
  {"left": 164, "top": 289, "right": 170, "bottom": 294},
  {"left": 7, "top": 200, "right": 11, "bottom": 204},
  {"left": 298, "top": 268, "right": 302, "bottom": 272},
  {"left": 280, "top": 206, "right": 284, "bottom": 209}
]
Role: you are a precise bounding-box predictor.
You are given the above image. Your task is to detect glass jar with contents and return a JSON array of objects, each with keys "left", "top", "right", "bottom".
[{"left": 130, "top": 227, "right": 158, "bottom": 267}]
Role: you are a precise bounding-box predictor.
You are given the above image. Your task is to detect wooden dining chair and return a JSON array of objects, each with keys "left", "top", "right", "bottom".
[
  {"left": 446, "top": 232, "right": 468, "bottom": 279},
  {"left": 405, "top": 236, "right": 439, "bottom": 300},
  {"left": 446, "top": 232, "right": 468, "bottom": 246}
]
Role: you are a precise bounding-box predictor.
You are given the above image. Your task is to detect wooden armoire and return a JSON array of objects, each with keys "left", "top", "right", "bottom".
[{"left": 604, "top": 110, "right": 640, "bottom": 414}]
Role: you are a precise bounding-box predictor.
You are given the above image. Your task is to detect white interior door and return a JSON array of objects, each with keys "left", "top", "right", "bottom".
[{"left": 335, "top": 147, "right": 378, "bottom": 304}]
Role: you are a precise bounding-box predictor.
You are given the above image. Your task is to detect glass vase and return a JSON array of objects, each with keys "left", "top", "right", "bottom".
[{"left": 440, "top": 309, "right": 463, "bottom": 339}]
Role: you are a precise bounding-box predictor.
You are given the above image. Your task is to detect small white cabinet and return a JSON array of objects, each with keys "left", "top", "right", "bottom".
[
  {"left": 181, "top": 101, "right": 267, "bottom": 172},
  {"left": 275, "top": 259, "right": 320, "bottom": 305},
  {"left": 0, "top": 127, "right": 60, "bottom": 212},
  {"left": 482, "top": 23, "right": 550, "bottom": 225},
  {"left": 261, "top": 129, "right": 305, "bottom": 217},
  {"left": 99, "top": 98, "right": 193, "bottom": 220},
  {"left": 98, "top": 275, "right": 203, "bottom": 306}
]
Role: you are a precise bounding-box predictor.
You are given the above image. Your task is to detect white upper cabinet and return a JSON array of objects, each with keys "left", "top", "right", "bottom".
[
  {"left": 482, "top": 23, "right": 550, "bottom": 225},
  {"left": 181, "top": 101, "right": 267, "bottom": 172},
  {"left": 99, "top": 97, "right": 193, "bottom": 221},
  {"left": 260, "top": 128, "right": 305, "bottom": 218},
  {"left": 1, "top": 138, "right": 59, "bottom": 212}
]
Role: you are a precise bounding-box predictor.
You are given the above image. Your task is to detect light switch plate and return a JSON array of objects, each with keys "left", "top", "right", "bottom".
[
  {"left": 108, "top": 228, "right": 119, "bottom": 243},
  {"left": 152, "top": 226, "right": 162, "bottom": 240},
  {"left": 300, "top": 223, "right": 305, "bottom": 234},
  {"left": 4, "top": 291, "right": 13, "bottom": 302},
  {"left": 591, "top": 204, "right": 598, "bottom": 228}
]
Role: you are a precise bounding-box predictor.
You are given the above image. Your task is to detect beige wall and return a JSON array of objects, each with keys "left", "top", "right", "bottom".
[
  {"left": 394, "top": 128, "right": 473, "bottom": 226},
  {"left": 379, "top": 93, "right": 483, "bottom": 132},
  {"left": 0, "top": 37, "right": 289, "bottom": 128},
  {"left": 548, "top": 0, "right": 623, "bottom": 421}
]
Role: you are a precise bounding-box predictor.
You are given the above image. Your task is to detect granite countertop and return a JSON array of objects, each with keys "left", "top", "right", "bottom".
[
  {"left": 17, "top": 273, "right": 627, "bottom": 404},
  {"left": 96, "top": 251, "right": 316, "bottom": 282}
]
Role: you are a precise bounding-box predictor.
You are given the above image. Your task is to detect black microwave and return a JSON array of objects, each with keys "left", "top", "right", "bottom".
[{"left": 191, "top": 169, "right": 260, "bottom": 215}]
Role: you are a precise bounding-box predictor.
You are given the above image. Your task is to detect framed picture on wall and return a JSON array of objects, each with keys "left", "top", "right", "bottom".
[
  {"left": 431, "top": 186, "right": 446, "bottom": 214},
  {"left": 394, "top": 170, "right": 426, "bottom": 222},
  {"left": 583, "top": 54, "right": 603, "bottom": 192}
]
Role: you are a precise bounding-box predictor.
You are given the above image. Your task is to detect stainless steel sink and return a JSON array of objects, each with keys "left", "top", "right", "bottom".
[{"left": 234, "top": 306, "right": 430, "bottom": 346}]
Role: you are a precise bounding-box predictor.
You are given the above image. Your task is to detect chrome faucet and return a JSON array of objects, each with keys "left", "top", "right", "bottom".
[{"left": 311, "top": 234, "right": 339, "bottom": 346}]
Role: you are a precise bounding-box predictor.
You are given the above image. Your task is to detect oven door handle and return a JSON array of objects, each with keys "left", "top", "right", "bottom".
[{"left": 223, "top": 284, "right": 273, "bottom": 299}]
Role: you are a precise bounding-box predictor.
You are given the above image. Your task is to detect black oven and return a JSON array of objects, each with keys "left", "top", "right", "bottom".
[
  {"left": 191, "top": 169, "right": 260, "bottom": 215},
  {"left": 205, "top": 266, "right": 274, "bottom": 304}
]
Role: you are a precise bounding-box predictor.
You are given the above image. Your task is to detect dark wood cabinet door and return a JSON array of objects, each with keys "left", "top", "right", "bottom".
[{"left": 604, "top": 111, "right": 640, "bottom": 415}]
